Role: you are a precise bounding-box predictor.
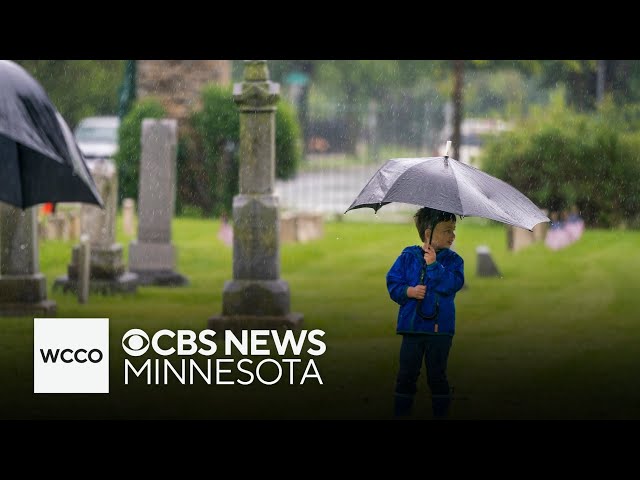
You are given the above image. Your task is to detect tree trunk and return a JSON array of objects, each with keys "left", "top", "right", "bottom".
[
  {"left": 344, "top": 84, "right": 360, "bottom": 155},
  {"left": 596, "top": 60, "right": 606, "bottom": 104},
  {"left": 452, "top": 60, "right": 464, "bottom": 161},
  {"left": 297, "top": 61, "right": 315, "bottom": 157}
]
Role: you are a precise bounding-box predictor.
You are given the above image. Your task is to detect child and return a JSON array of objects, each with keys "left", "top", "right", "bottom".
[{"left": 386, "top": 207, "right": 465, "bottom": 418}]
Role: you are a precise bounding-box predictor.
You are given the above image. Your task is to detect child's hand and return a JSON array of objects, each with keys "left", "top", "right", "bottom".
[
  {"left": 408, "top": 285, "right": 426, "bottom": 299},
  {"left": 423, "top": 243, "right": 436, "bottom": 265}
]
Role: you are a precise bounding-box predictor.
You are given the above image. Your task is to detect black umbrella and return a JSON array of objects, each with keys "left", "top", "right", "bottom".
[
  {"left": 0, "top": 60, "right": 103, "bottom": 209},
  {"left": 345, "top": 148, "right": 549, "bottom": 243}
]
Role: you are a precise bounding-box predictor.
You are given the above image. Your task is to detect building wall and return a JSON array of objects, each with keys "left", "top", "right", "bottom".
[{"left": 136, "top": 60, "right": 231, "bottom": 125}]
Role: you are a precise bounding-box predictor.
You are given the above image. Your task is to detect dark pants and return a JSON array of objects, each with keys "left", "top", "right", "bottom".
[{"left": 394, "top": 334, "right": 453, "bottom": 418}]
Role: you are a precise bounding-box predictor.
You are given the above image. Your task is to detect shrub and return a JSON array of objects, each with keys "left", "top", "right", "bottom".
[
  {"left": 188, "top": 84, "right": 302, "bottom": 216},
  {"left": 275, "top": 99, "right": 302, "bottom": 179},
  {"left": 480, "top": 103, "right": 640, "bottom": 228}
]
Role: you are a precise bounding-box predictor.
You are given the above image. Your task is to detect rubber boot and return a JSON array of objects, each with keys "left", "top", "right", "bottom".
[
  {"left": 431, "top": 393, "right": 451, "bottom": 419},
  {"left": 394, "top": 393, "right": 414, "bottom": 417}
]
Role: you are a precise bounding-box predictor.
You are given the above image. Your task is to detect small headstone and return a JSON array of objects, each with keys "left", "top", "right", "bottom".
[
  {"left": 294, "top": 213, "right": 324, "bottom": 243},
  {"left": 476, "top": 245, "right": 501, "bottom": 277},
  {"left": 54, "top": 158, "right": 138, "bottom": 295},
  {"left": 122, "top": 198, "right": 136, "bottom": 237},
  {"left": 77, "top": 234, "right": 90, "bottom": 304},
  {"left": 45, "top": 212, "right": 67, "bottom": 241},
  {"left": 0, "top": 204, "right": 56, "bottom": 316},
  {"left": 280, "top": 212, "right": 324, "bottom": 243},
  {"left": 507, "top": 225, "right": 536, "bottom": 252},
  {"left": 68, "top": 210, "right": 81, "bottom": 240},
  {"left": 280, "top": 212, "right": 297, "bottom": 243},
  {"left": 532, "top": 221, "right": 549, "bottom": 243}
]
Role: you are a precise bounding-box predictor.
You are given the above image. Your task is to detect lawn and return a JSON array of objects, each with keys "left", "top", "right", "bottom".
[{"left": 1, "top": 215, "right": 639, "bottom": 420}]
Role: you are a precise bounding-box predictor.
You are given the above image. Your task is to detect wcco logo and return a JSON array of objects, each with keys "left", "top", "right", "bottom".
[
  {"left": 40, "top": 348, "right": 104, "bottom": 364},
  {"left": 34, "top": 318, "right": 109, "bottom": 394}
]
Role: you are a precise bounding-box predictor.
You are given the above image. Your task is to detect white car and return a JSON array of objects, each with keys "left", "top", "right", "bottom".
[{"left": 74, "top": 116, "right": 120, "bottom": 160}]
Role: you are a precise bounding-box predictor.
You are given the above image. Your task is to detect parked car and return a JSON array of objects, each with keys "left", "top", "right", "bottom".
[{"left": 74, "top": 116, "right": 120, "bottom": 160}]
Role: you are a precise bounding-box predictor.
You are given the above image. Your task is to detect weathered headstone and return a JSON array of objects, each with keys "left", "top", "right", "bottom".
[
  {"left": 209, "top": 60, "right": 303, "bottom": 332},
  {"left": 54, "top": 158, "right": 138, "bottom": 294},
  {"left": 45, "top": 212, "right": 68, "bottom": 241},
  {"left": 280, "top": 212, "right": 324, "bottom": 244},
  {"left": 122, "top": 198, "right": 136, "bottom": 237},
  {"left": 77, "top": 234, "right": 90, "bottom": 304},
  {"left": 128, "top": 119, "right": 188, "bottom": 286},
  {"left": 532, "top": 220, "right": 549, "bottom": 243},
  {"left": 0, "top": 204, "right": 56, "bottom": 316},
  {"left": 476, "top": 245, "right": 501, "bottom": 277},
  {"left": 40, "top": 204, "right": 82, "bottom": 242},
  {"left": 68, "top": 209, "right": 81, "bottom": 240},
  {"left": 507, "top": 226, "right": 536, "bottom": 252}
]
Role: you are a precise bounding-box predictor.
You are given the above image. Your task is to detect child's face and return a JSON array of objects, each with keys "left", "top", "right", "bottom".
[{"left": 425, "top": 219, "right": 456, "bottom": 251}]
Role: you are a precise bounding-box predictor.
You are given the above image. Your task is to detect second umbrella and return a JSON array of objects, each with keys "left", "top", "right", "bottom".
[{"left": 345, "top": 154, "right": 549, "bottom": 232}]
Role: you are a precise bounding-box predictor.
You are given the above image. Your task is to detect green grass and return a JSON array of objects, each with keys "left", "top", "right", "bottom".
[{"left": 2, "top": 216, "right": 640, "bottom": 420}]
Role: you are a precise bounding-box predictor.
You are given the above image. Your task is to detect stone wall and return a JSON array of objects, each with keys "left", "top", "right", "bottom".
[{"left": 136, "top": 60, "right": 231, "bottom": 124}]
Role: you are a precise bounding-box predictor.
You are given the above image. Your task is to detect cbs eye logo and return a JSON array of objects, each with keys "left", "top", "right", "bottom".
[{"left": 122, "top": 329, "right": 150, "bottom": 356}]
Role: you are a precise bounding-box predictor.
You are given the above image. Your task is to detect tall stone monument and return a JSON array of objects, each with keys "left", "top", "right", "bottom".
[
  {"left": 54, "top": 158, "right": 138, "bottom": 294},
  {"left": 209, "top": 60, "right": 303, "bottom": 332},
  {"left": 128, "top": 119, "right": 188, "bottom": 286},
  {"left": 0, "top": 204, "right": 56, "bottom": 316}
]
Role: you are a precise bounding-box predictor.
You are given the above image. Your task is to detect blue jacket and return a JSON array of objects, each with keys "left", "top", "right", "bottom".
[{"left": 386, "top": 246, "right": 465, "bottom": 336}]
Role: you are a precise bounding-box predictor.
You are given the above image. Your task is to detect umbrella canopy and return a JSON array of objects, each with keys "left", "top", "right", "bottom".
[
  {"left": 0, "top": 60, "right": 103, "bottom": 209},
  {"left": 345, "top": 156, "right": 549, "bottom": 231}
]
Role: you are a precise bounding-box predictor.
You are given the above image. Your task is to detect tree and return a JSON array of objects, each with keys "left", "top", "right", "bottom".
[
  {"left": 536, "top": 60, "right": 640, "bottom": 111},
  {"left": 268, "top": 60, "right": 315, "bottom": 155},
  {"left": 15, "top": 60, "right": 124, "bottom": 127},
  {"left": 273, "top": 61, "right": 427, "bottom": 154}
]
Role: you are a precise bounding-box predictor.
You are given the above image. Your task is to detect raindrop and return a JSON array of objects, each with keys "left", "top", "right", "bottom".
[
  {"left": 336, "top": 237, "right": 340, "bottom": 240},
  {"left": 20, "top": 244, "right": 26, "bottom": 250}
]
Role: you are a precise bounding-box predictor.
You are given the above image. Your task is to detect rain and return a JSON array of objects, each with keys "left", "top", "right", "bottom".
[{"left": 1, "top": 60, "right": 639, "bottom": 420}]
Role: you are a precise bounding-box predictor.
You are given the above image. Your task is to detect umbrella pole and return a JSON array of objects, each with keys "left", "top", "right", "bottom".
[{"left": 428, "top": 221, "right": 435, "bottom": 246}]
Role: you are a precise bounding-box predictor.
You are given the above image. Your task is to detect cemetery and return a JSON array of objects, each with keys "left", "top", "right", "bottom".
[{"left": 1, "top": 60, "right": 639, "bottom": 420}]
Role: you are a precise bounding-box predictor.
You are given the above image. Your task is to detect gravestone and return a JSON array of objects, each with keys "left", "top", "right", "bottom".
[
  {"left": 507, "top": 221, "right": 550, "bottom": 252},
  {"left": 209, "top": 60, "right": 303, "bottom": 332},
  {"left": 128, "top": 119, "right": 188, "bottom": 286},
  {"left": 532, "top": 220, "right": 549, "bottom": 243},
  {"left": 0, "top": 204, "right": 56, "bottom": 316},
  {"left": 122, "top": 198, "right": 136, "bottom": 236},
  {"left": 506, "top": 226, "right": 536, "bottom": 252},
  {"left": 476, "top": 245, "right": 501, "bottom": 277},
  {"left": 45, "top": 212, "right": 68, "bottom": 241},
  {"left": 54, "top": 158, "right": 138, "bottom": 294},
  {"left": 280, "top": 212, "right": 324, "bottom": 243},
  {"left": 77, "top": 234, "right": 90, "bottom": 304}
]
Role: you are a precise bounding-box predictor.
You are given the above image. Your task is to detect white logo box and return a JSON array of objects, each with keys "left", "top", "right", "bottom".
[{"left": 34, "top": 318, "right": 109, "bottom": 394}]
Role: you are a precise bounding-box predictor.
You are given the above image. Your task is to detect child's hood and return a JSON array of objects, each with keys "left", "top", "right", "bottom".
[{"left": 402, "top": 245, "right": 423, "bottom": 258}]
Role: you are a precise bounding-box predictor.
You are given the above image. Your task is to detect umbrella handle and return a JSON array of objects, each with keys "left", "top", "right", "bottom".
[
  {"left": 416, "top": 300, "right": 439, "bottom": 320},
  {"left": 416, "top": 264, "right": 439, "bottom": 320}
]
